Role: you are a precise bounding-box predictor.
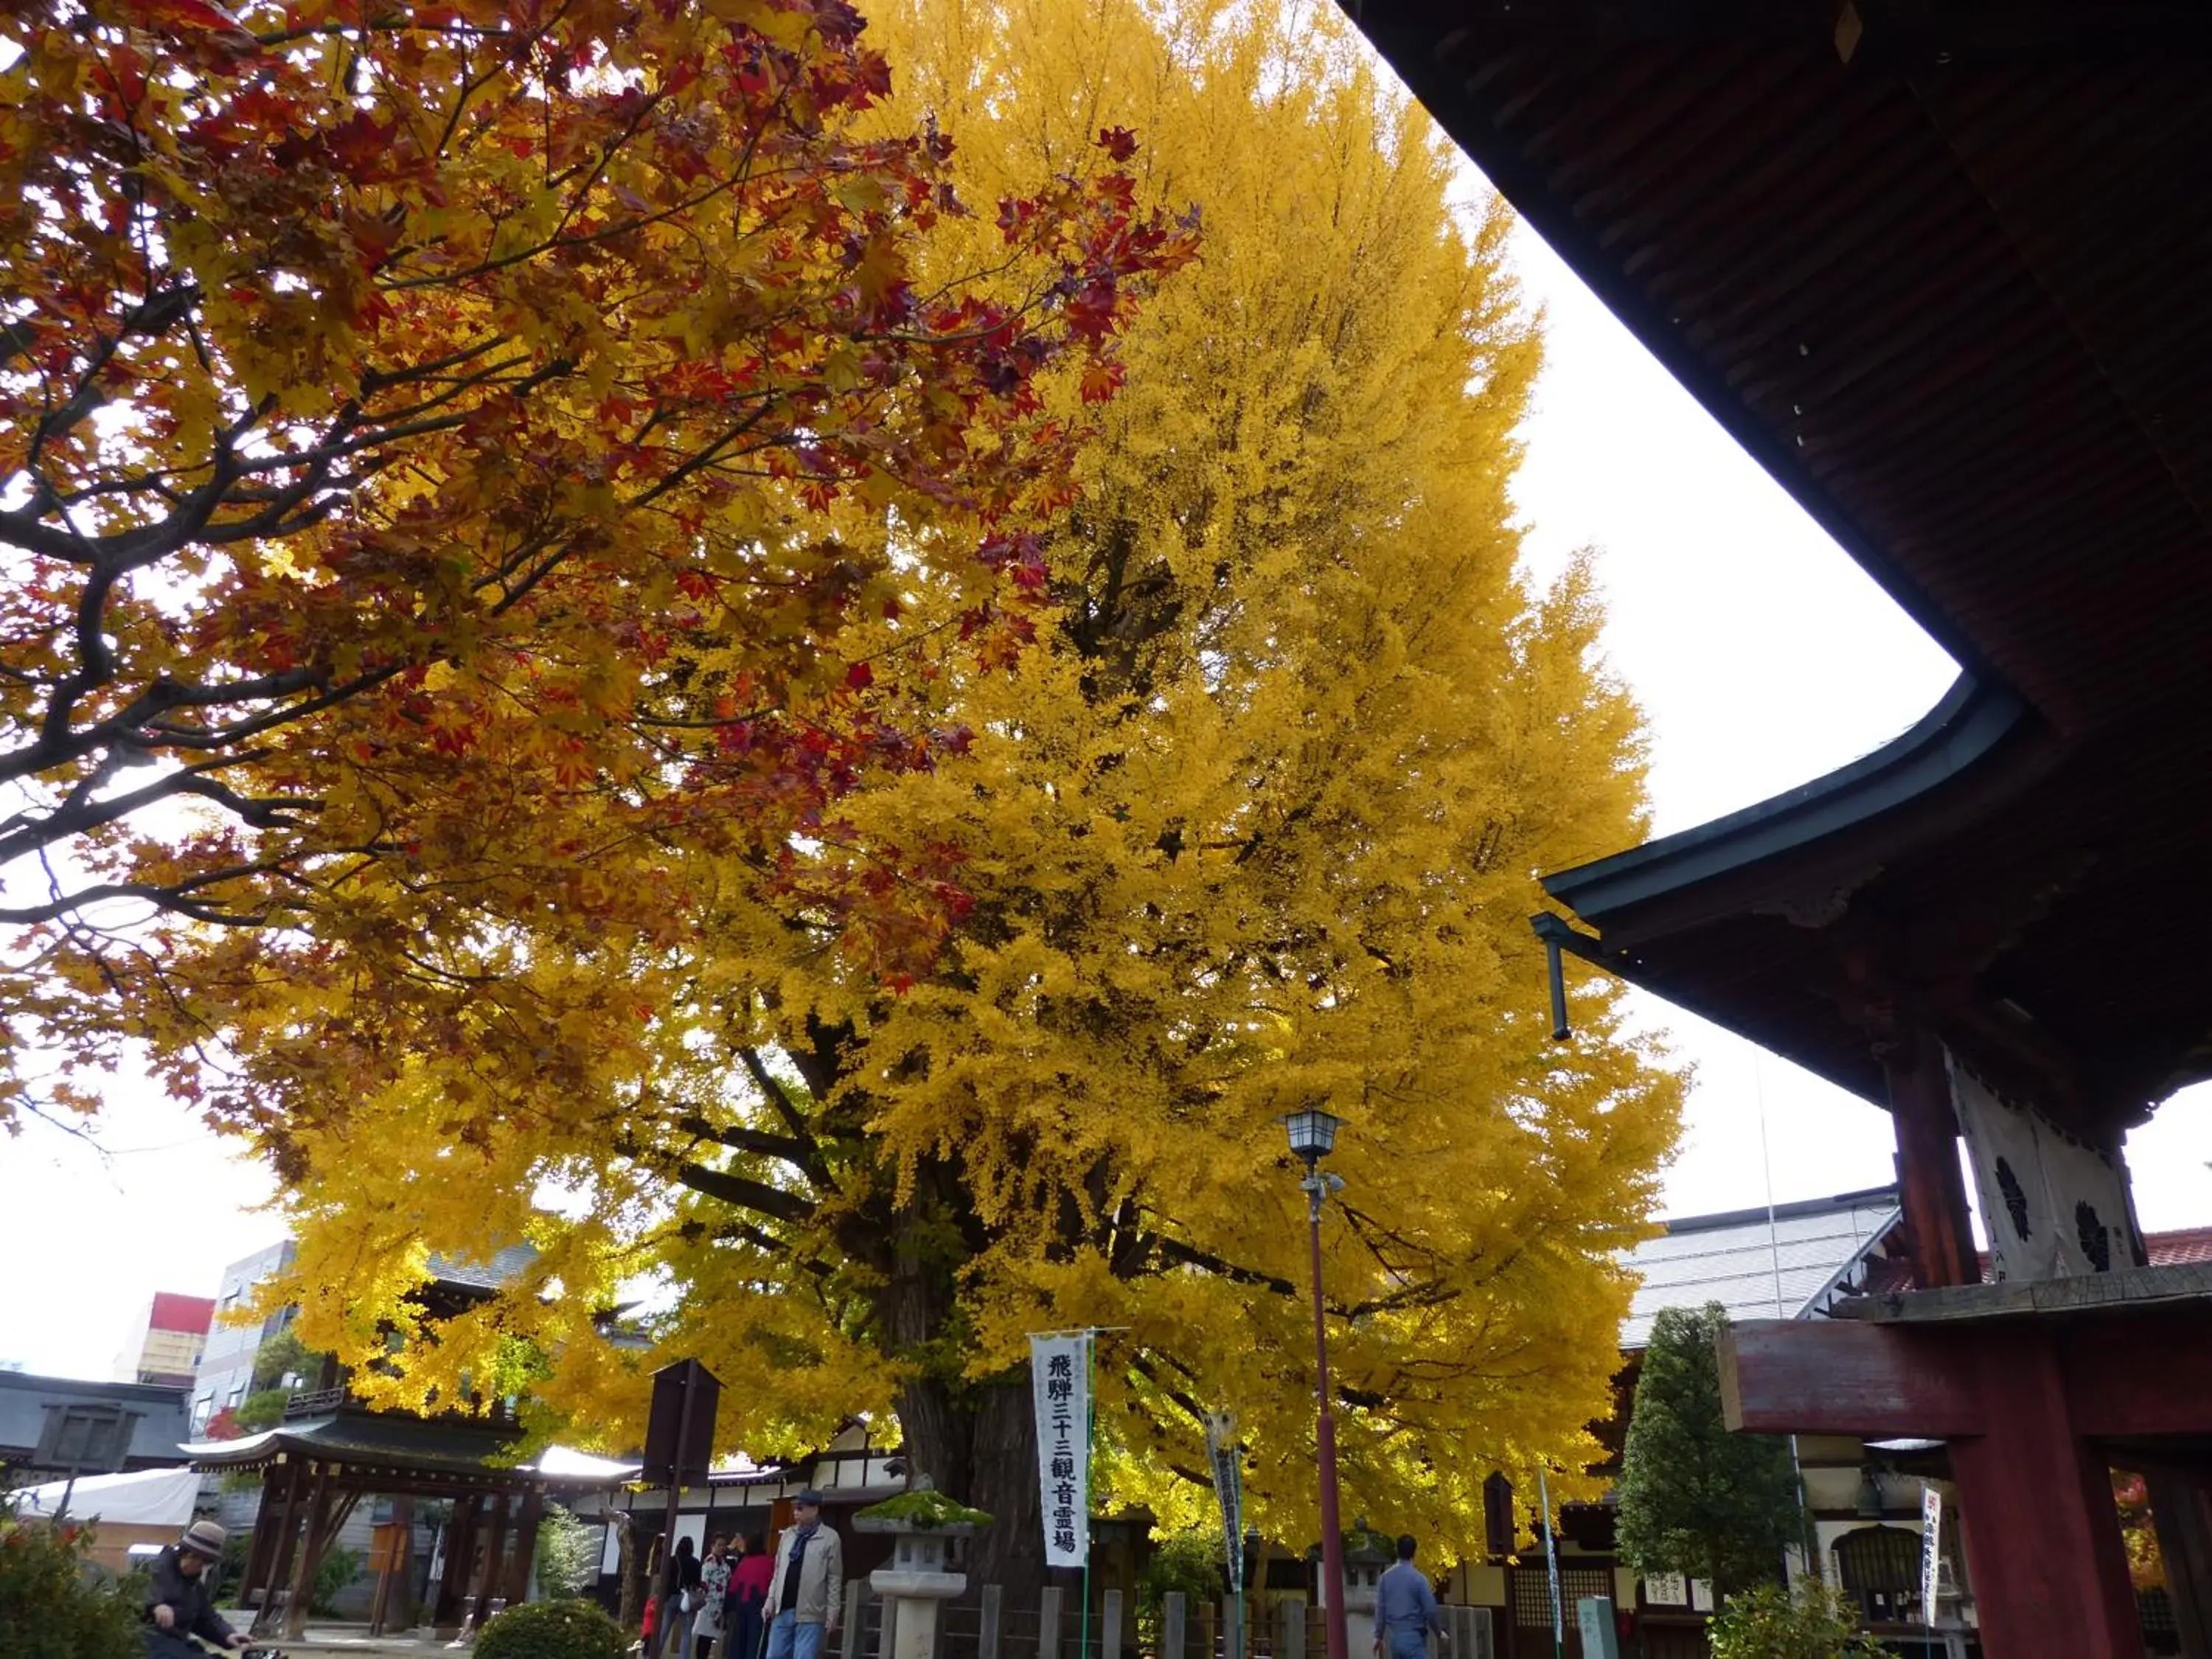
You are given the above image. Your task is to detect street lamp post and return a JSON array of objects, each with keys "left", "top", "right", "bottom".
[{"left": 1284, "top": 1108, "right": 1351, "bottom": 1659}]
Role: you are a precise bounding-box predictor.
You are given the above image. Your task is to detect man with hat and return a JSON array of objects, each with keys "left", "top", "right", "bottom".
[
  {"left": 762, "top": 1489, "right": 843, "bottom": 1659},
  {"left": 145, "top": 1519, "right": 249, "bottom": 1655}
]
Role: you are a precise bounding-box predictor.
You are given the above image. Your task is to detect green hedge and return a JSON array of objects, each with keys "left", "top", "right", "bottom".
[{"left": 475, "top": 1597, "right": 629, "bottom": 1659}]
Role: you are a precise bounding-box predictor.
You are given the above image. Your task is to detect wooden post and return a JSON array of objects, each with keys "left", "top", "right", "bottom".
[
  {"left": 2145, "top": 1471, "right": 2212, "bottom": 1659},
  {"left": 435, "top": 1492, "right": 483, "bottom": 1630},
  {"left": 1280, "top": 1598, "right": 1307, "bottom": 1659},
  {"left": 241, "top": 1463, "right": 287, "bottom": 1609},
  {"left": 1882, "top": 1030, "right": 1978, "bottom": 1288},
  {"left": 1101, "top": 1589, "right": 1123, "bottom": 1659},
  {"left": 1040, "top": 1585, "right": 1065, "bottom": 1659},
  {"left": 505, "top": 1486, "right": 546, "bottom": 1607},
  {"left": 282, "top": 1462, "right": 332, "bottom": 1638},
  {"left": 1940, "top": 1322, "right": 2140, "bottom": 1659},
  {"left": 978, "top": 1582, "right": 1004, "bottom": 1659},
  {"left": 369, "top": 1495, "right": 414, "bottom": 1635},
  {"left": 473, "top": 1490, "right": 514, "bottom": 1627},
  {"left": 877, "top": 1583, "right": 898, "bottom": 1659},
  {"left": 1162, "top": 1592, "right": 1186, "bottom": 1659},
  {"left": 253, "top": 1460, "right": 310, "bottom": 1646}
]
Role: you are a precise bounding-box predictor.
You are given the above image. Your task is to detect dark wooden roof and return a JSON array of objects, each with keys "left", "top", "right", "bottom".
[{"left": 1340, "top": 3, "right": 2212, "bottom": 1133}]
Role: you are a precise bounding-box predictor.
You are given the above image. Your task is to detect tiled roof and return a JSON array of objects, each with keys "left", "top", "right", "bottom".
[
  {"left": 425, "top": 1245, "right": 538, "bottom": 1293},
  {"left": 2148, "top": 1226, "right": 2212, "bottom": 1267},
  {"left": 1622, "top": 1188, "right": 1902, "bottom": 1349}
]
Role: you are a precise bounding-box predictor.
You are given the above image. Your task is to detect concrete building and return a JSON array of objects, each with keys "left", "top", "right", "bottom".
[{"left": 191, "top": 1239, "right": 297, "bottom": 1436}]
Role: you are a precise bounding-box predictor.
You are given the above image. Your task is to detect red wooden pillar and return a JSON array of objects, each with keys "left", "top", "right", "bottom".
[
  {"left": 2146, "top": 1470, "right": 2212, "bottom": 1659},
  {"left": 1882, "top": 1029, "right": 1978, "bottom": 1288},
  {"left": 1947, "top": 1325, "right": 2140, "bottom": 1659}
]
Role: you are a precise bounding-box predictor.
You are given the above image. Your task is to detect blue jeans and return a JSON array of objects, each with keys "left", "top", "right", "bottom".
[
  {"left": 1385, "top": 1629, "right": 1430, "bottom": 1659},
  {"left": 765, "top": 1608, "right": 827, "bottom": 1659}
]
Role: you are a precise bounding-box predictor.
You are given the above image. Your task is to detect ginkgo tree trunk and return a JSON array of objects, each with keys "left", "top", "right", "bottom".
[{"left": 119, "top": 0, "right": 1680, "bottom": 1605}]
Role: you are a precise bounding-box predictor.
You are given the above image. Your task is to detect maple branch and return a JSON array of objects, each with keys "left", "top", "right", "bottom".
[{"left": 0, "top": 863, "right": 286, "bottom": 927}]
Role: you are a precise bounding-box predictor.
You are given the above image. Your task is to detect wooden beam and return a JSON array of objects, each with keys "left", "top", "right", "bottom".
[{"left": 1718, "top": 1320, "right": 1981, "bottom": 1436}]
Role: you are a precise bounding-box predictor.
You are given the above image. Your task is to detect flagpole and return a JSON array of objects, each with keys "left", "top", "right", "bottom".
[{"left": 1082, "top": 1332, "right": 1096, "bottom": 1659}]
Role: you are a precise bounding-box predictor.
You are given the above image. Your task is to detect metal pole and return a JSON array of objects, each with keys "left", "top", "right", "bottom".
[{"left": 1307, "top": 1174, "right": 1349, "bottom": 1659}]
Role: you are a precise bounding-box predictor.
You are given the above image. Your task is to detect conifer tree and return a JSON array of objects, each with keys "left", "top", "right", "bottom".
[{"left": 1617, "top": 1304, "right": 1802, "bottom": 1596}]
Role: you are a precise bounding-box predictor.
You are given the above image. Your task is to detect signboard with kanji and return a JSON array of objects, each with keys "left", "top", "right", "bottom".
[{"left": 1029, "top": 1332, "right": 1092, "bottom": 1568}]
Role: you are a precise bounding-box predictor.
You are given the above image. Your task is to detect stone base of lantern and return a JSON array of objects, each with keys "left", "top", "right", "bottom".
[{"left": 869, "top": 1570, "right": 967, "bottom": 1659}]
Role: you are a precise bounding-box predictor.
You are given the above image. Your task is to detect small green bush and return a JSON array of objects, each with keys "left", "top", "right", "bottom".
[
  {"left": 1709, "top": 1582, "right": 1888, "bottom": 1659},
  {"left": 475, "top": 1596, "right": 627, "bottom": 1659},
  {"left": 0, "top": 1504, "right": 145, "bottom": 1659},
  {"left": 310, "top": 1543, "right": 364, "bottom": 1615}
]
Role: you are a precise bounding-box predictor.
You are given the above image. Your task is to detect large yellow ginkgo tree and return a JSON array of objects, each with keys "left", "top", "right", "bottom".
[{"left": 180, "top": 0, "right": 1681, "bottom": 1596}]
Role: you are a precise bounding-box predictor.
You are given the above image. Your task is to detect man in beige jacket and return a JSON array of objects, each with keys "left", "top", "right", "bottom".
[{"left": 762, "top": 1489, "right": 844, "bottom": 1659}]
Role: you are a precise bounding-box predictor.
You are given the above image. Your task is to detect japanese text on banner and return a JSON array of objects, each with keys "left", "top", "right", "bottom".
[{"left": 1029, "top": 1333, "right": 1092, "bottom": 1568}]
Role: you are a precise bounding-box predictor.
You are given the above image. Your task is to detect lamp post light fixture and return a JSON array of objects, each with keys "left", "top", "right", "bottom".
[{"left": 1282, "top": 1107, "right": 1351, "bottom": 1659}]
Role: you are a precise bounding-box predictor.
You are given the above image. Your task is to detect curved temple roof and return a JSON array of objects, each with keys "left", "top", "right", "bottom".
[{"left": 1341, "top": 2, "right": 2212, "bottom": 1130}]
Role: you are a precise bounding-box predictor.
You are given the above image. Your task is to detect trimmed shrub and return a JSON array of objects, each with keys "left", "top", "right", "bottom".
[
  {"left": 475, "top": 1596, "right": 628, "bottom": 1659},
  {"left": 0, "top": 1503, "right": 144, "bottom": 1659}
]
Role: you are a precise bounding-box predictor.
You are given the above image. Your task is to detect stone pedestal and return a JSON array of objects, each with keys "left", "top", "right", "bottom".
[{"left": 858, "top": 1486, "right": 987, "bottom": 1659}]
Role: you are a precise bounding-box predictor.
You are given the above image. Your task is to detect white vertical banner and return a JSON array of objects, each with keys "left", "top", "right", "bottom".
[
  {"left": 1031, "top": 1332, "right": 1092, "bottom": 1568},
  {"left": 1919, "top": 1486, "right": 1944, "bottom": 1618}
]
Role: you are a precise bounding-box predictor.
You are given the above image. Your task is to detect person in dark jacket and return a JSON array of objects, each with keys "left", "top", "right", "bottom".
[
  {"left": 659, "top": 1533, "right": 703, "bottom": 1659},
  {"left": 145, "top": 1519, "right": 248, "bottom": 1656}
]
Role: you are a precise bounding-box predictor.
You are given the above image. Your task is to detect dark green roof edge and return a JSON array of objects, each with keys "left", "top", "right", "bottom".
[{"left": 1542, "top": 673, "right": 2026, "bottom": 925}]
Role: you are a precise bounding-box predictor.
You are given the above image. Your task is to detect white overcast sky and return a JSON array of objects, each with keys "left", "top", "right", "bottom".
[{"left": 3, "top": 159, "right": 2207, "bottom": 1382}]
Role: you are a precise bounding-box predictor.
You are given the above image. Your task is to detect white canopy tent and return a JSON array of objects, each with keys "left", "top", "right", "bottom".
[{"left": 15, "top": 1464, "right": 201, "bottom": 1526}]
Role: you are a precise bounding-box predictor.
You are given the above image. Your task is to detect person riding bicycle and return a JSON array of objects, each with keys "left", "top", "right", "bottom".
[{"left": 145, "top": 1520, "right": 250, "bottom": 1656}]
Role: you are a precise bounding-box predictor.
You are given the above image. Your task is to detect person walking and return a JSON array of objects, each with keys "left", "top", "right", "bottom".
[
  {"left": 661, "top": 1534, "right": 703, "bottom": 1659},
  {"left": 1372, "top": 1535, "right": 1447, "bottom": 1659},
  {"left": 728, "top": 1531, "right": 773, "bottom": 1659},
  {"left": 695, "top": 1534, "right": 734, "bottom": 1659},
  {"left": 144, "top": 1520, "right": 248, "bottom": 1657},
  {"left": 762, "top": 1491, "right": 843, "bottom": 1659}
]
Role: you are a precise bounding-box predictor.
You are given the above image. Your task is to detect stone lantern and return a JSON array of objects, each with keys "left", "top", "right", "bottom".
[
  {"left": 1340, "top": 1525, "right": 1394, "bottom": 1658},
  {"left": 856, "top": 1478, "right": 992, "bottom": 1659}
]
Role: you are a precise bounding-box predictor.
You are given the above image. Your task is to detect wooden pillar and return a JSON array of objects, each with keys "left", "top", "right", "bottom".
[
  {"left": 370, "top": 1495, "right": 414, "bottom": 1635},
  {"left": 2147, "top": 1470, "right": 2212, "bottom": 1659},
  {"left": 1040, "top": 1585, "right": 1065, "bottom": 1659},
  {"left": 1947, "top": 1324, "right": 2142, "bottom": 1659},
  {"left": 254, "top": 1458, "right": 308, "bottom": 1635},
  {"left": 435, "top": 1492, "right": 483, "bottom": 1629},
  {"left": 242, "top": 1461, "right": 290, "bottom": 1607},
  {"left": 504, "top": 1486, "right": 546, "bottom": 1607},
  {"left": 1882, "top": 1030, "right": 1978, "bottom": 1287},
  {"left": 978, "top": 1582, "right": 1003, "bottom": 1659},
  {"left": 473, "top": 1490, "right": 514, "bottom": 1626},
  {"left": 283, "top": 1461, "right": 333, "bottom": 1638}
]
